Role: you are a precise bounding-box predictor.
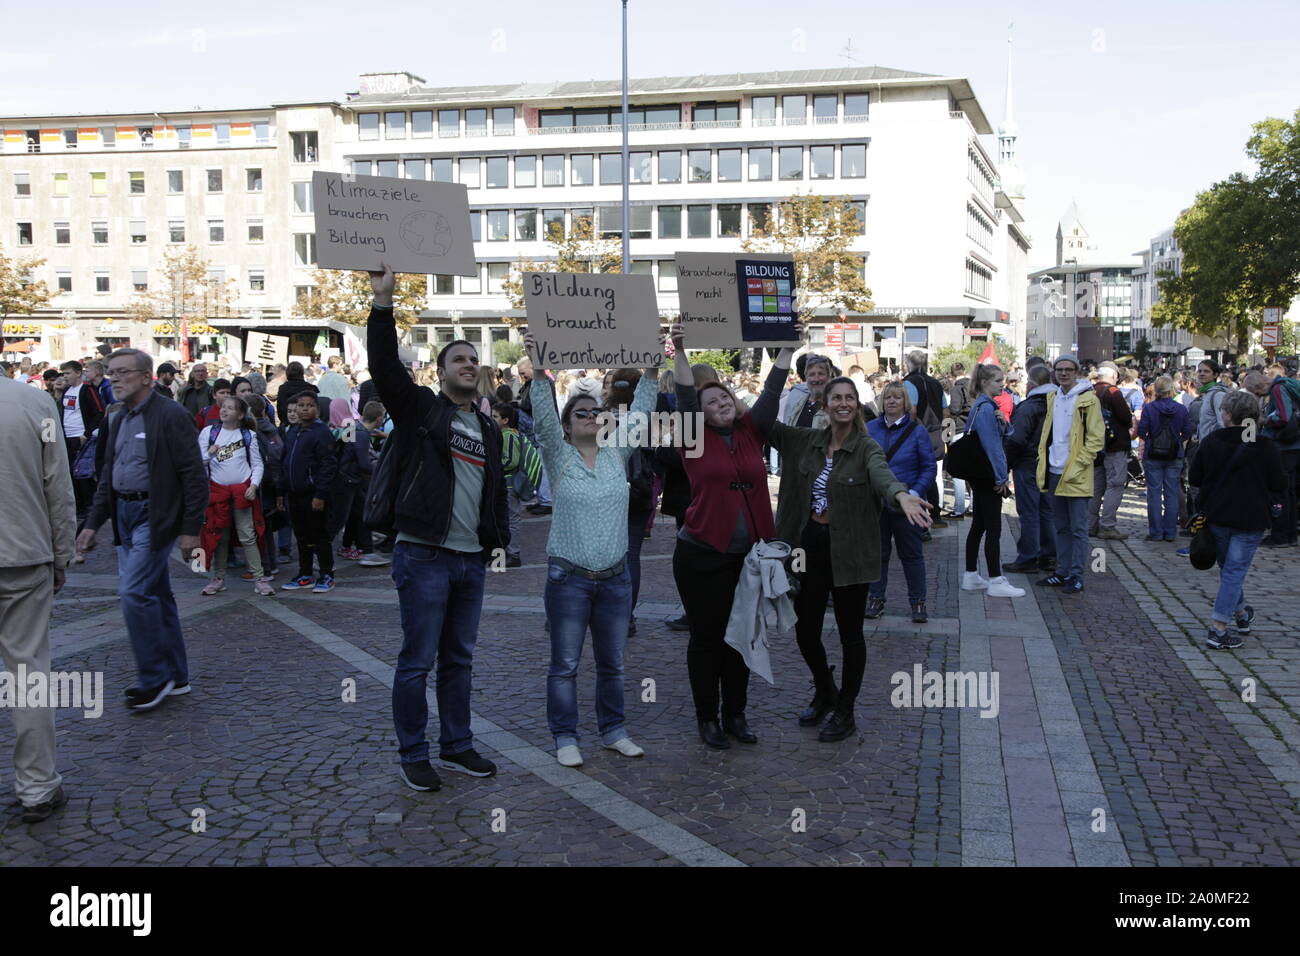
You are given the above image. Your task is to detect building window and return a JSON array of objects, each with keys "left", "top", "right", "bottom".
[
  {"left": 63, "top": 129, "right": 77, "bottom": 149},
  {"left": 515, "top": 209, "right": 537, "bottom": 241},
  {"left": 215, "top": 123, "right": 231, "bottom": 145},
  {"left": 405, "top": 159, "right": 426, "bottom": 180},
  {"left": 658, "top": 150, "right": 681, "bottom": 184},
  {"left": 492, "top": 107, "right": 515, "bottom": 134},
  {"left": 90, "top": 172, "right": 107, "bottom": 196},
  {"left": 24, "top": 130, "right": 39, "bottom": 153},
  {"left": 965, "top": 259, "right": 992, "bottom": 299},
  {"left": 515, "top": 155, "right": 536, "bottom": 187},
  {"left": 849, "top": 200, "right": 866, "bottom": 235},
  {"left": 688, "top": 149, "right": 711, "bottom": 183},
  {"left": 209, "top": 219, "right": 224, "bottom": 243},
  {"left": 542, "top": 155, "right": 565, "bottom": 186},
  {"left": 14, "top": 172, "right": 30, "bottom": 196},
  {"left": 542, "top": 209, "right": 565, "bottom": 241},
  {"left": 57, "top": 273, "right": 72, "bottom": 292},
  {"left": 693, "top": 101, "right": 739, "bottom": 127},
  {"left": 95, "top": 273, "right": 110, "bottom": 293},
  {"left": 248, "top": 219, "right": 264, "bottom": 242},
  {"left": 92, "top": 221, "right": 108, "bottom": 244},
  {"left": 905, "top": 326, "right": 928, "bottom": 347},
  {"left": 100, "top": 127, "right": 116, "bottom": 148},
  {"left": 751, "top": 96, "right": 776, "bottom": 126},
  {"left": 748, "top": 147, "right": 772, "bottom": 181},
  {"left": 412, "top": 110, "right": 433, "bottom": 138},
  {"left": 572, "top": 207, "right": 594, "bottom": 236},
  {"left": 599, "top": 153, "right": 622, "bottom": 185},
  {"left": 813, "top": 94, "right": 838, "bottom": 124},
  {"left": 177, "top": 126, "right": 192, "bottom": 149},
  {"left": 290, "top": 131, "right": 318, "bottom": 163},
  {"left": 129, "top": 220, "right": 146, "bottom": 243},
  {"left": 571, "top": 154, "right": 594, "bottom": 186},
  {"left": 747, "top": 203, "right": 771, "bottom": 236},
  {"left": 658, "top": 205, "right": 681, "bottom": 239},
  {"left": 486, "top": 156, "right": 508, "bottom": 188},
  {"left": 431, "top": 158, "right": 453, "bottom": 182},
  {"left": 167, "top": 169, "right": 184, "bottom": 193},
  {"left": 169, "top": 220, "right": 185, "bottom": 243},
  {"left": 967, "top": 203, "right": 993, "bottom": 251},
  {"left": 249, "top": 269, "right": 265, "bottom": 292},
  {"left": 462, "top": 265, "right": 481, "bottom": 294},
  {"left": 17, "top": 222, "right": 32, "bottom": 245},
  {"left": 782, "top": 95, "right": 807, "bottom": 125},
  {"left": 376, "top": 159, "right": 398, "bottom": 178},
  {"left": 53, "top": 172, "right": 69, "bottom": 197},
  {"left": 598, "top": 205, "right": 651, "bottom": 239},
  {"left": 129, "top": 170, "right": 145, "bottom": 194},
  {"left": 810, "top": 145, "right": 834, "bottom": 179},
  {"left": 687, "top": 205, "right": 711, "bottom": 238},
  {"left": 295, "top": 285, "right": 314, "bottom": 304},
  {"left": 486, "top": 209, "right": 509, "bottom": 241},
  {"left": 842, "top": 144, "right": 866, "bottom": 178},
  {"left": 254, "top": 122, "right": 270, "bottom": 144},
  {"left": 465, "top": 109, "right": 488, "bottom": 137},
  {"left": 967, "top": 147, "right": 995, "bottom": 205},
  {"left": 779, "top": 146, "right": 804, "bottom": 180},
  {"left": 54, "top": 221, "right": 70, "bottom": 244},
  {"left": 359, "top": 113, "right": 380, "bottom": 140},
  {"left": 718, "top": 203, "right": 742, "bottom": 237},
  {"left": 460, "top": 157, "right": 481, "bottom": 188},
  {"left": 629, "top": 151, "right": 651, "bottom": 184},
  {"left": 246, "top": 168, "right": 263, "bottom": 191},
  {"left": 844, "top": 93, "right": 869, "bottom": 121},
  {"left": 431, "top": 274, "right": 454, "bottom": 294},
  {"left": 717, "top": 149, "right": 741, "bottom": 182},
  {"left": 207, "top": 268, "right": 225, "bottom": 289},
  {"left": 658, "top": 260, "right": 678, "bottom": 291},
  {"left": 487, "top": 262, "right": 509, "bottom": 293},
  {"left": 207, "top": 169, "right": 223, "bottom": 192},
  {"left": 438, "top": 109, "right": 460, "bottom": 137},
  {"left": 293, "top": 181, "right": 313, "bottom": 213},
  {"left": 294, "top": 233, "right": 317, "bottom": 266},
  {"left": 385, "top": 111, "right": 406, "bottom": 139}
]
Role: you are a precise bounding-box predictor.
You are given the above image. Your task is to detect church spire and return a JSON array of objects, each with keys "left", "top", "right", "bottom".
[{"left": 996, "top": 21, "right": 1025, "bottom": 199}]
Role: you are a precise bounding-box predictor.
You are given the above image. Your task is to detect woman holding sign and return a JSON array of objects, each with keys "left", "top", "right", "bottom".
[{"left": 523, "top": 332, "right": 660, "bottom": 769}]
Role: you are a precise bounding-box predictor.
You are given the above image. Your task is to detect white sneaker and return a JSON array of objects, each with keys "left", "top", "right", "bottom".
[
  {"left": 962, "top": 571, "right": 990, "bottom": 590},
  {"left": 986, "top": 576, "right": 1026, "bottom": 598},
  {"left": 358, "top": 553, "right": 392, "bottom": 566},
  {"left": 604, "top": 738, "right": 645, "bottom": 758},
  {"left": 556, "top": 745, "right": 583, "bottom": 767}
]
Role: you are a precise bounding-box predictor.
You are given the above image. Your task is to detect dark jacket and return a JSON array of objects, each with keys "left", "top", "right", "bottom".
[
  {"left": 1189, "top": 426, "right": 1285, "bottom": 531},
  {"left": 276, "top": 378, "right": 321, "bottom": 426},
  {"left": 358, "top": 378, "right": 380, "bottom": 415},
  {"left": 335, "top": 422, "right": 374, "bottom": 485},
  {"left": 177, "top": 381, "right": 213, "bottom": 418},
  {"left": 1093, "top": 382, "right": 1135, "bottom": 455},
  {"left": 253, "top": 418, "right": 283, "bottom": 492},
  {"left": 86, "top": 393, "right": 209, "bottom": 552},
  {"left": 652, "top": 445, "right": 691, "bottom": 519},
  {"left": 1137, "top": 398, "right": 1194, "bottom": 460},
  {"left": 367, "top": 304, "right": 509, "bottom": 555},
  {"left": 905, "top": 370, "right": 946, "bottom": 461},
  {"left": 64, "top": 380, "right": 105, "bottom": 438},
  {"left": 282, "top": 419, "right": 338, "bottom": 498},
  {"left": 947, "top": 376, "right": 973, "bottom": 431},
  {"left": 867, "top": 414, "right": 936, "bottom": 497},
  {"left": 1005, "top": 384, "right": 1052, "bottom": 471}
]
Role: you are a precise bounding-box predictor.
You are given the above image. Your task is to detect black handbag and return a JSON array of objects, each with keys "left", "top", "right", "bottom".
[
  {"left": 944, "top": 430, "right": 994, "bottom": 483},
  {"left": 1187, "top": 444, "right": 1248, "bottom": 571}
]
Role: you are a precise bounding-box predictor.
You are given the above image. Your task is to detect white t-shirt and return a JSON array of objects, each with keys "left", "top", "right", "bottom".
[
  {"left": 62, "top": 384, "right": 86, "bottom": 438},
  {"left": 199, "top": 424, "right": 264, "bottom": 487}
]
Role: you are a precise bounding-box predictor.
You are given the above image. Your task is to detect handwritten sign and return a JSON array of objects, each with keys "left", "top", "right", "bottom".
[
  {"left": 245, "top": 331, "right": 289, "bottom": 368},
  {"left": 674, "top": 252, "right": 796, "bottom": 347},
  {"left": 523, "top": 272, "right": 663, "bottom": 369},
  {"left": 312, "top": 171, "right": 476, "bottom": 276}
]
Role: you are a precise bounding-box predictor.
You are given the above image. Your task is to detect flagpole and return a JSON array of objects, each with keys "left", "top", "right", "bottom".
[{"left": 620, "top": 0, "right": 630, "bottom": 274}]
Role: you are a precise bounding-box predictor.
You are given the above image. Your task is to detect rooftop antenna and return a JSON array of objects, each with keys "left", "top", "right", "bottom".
[{"left": 839, "top": 38, "right": 859, "bottom": 65}]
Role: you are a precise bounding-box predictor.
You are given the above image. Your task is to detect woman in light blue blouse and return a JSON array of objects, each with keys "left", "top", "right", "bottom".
[{"left": 524, "top": 333, "right": 660, "bottom": 768}]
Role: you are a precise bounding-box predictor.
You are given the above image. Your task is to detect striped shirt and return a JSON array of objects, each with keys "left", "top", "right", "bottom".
[{"left": 811, "top": 455, "right": 834, "bottom": 515}]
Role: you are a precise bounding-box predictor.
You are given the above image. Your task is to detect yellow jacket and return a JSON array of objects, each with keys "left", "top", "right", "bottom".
[{"left": 1036, "top": 386, "right": 1105, "bottom": 496}]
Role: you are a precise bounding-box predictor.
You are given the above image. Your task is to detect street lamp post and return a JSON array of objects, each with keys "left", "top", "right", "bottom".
[{"left": 620, "top": 0, "right": 630, "bottom": 274}]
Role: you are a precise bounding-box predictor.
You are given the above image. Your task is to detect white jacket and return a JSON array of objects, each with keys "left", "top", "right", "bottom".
[{"left": 724, "top": 540, "right": 797, "bottom": 685}]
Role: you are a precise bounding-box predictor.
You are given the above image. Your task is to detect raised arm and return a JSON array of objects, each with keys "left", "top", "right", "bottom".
[
  {"left": 751, "top": 348, "right": 794, "bottom": 435},
  {"left": 521, "top": 333, "right": 566, "bottom": 469},
  {"left": 367, "top": 263, "right": 421, "bottom": 429}
]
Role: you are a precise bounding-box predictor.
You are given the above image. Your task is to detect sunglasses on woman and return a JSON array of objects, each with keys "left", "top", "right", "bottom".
[{"left": 571, "top": 407, "right": 606, "bottom": 420}]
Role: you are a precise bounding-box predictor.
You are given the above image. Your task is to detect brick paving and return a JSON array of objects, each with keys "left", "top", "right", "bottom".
[{"left": 2, "top": 480, "right": 1298, "bottom": 866}]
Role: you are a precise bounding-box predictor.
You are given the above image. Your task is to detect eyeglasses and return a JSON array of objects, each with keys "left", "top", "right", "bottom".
[
  {"left": 570, "top": 408, "right": 606, "bottom": 420},
  {"left": 1053, "top": 365, "right": 1078, "bottom": 373},
  {"left": 106, "top": 368, "right": 144, "bottom": 379}
]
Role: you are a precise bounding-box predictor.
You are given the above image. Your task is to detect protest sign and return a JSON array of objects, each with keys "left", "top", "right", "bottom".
[
  {"left": 312, "top": 171, "right": 476, "bottom": 276},
  {"left": 523, "top": 272, "right": 663, "bottom": 369},
  {"left": 674, "top": 252, "right": 797, "bottom": 347},
  {"left": 735, "top": 259, "right": 799, "bottom": 343},
  {"left": 245, "top": 331, "right": 289, "bottom": 368},
  {"left": 289, "top": 354, "right": 312, "bottom": 369}
]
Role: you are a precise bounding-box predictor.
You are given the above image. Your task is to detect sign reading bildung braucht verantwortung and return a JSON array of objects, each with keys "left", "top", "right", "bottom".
[
  {"left": 523, "top": 272, "right": 664, "bottom": 369},
  {"left": 312, "top": 171, "right": 477, "bottom": 276}
]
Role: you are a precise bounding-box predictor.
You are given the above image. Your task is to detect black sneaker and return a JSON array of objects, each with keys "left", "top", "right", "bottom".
[
  {"left": 1062, "top": 575, "right": 1084, "bottom": 593},
  {"left": 911, "top": 601, "right": 928, "bottom": 623},
  {"left": 21, "top": 785, "right": 67, "bottom": 823},
  {"left": 169, "top": 682, "right": 191, "bottom": 697},
  {"left": 920, "top": 529, "right": 933, "bottom": 542},
  {"left": 1036, "top": 574, "right": 1068, "bottom": 587},
  {"left": 1038, "top": 556, "right": 1057, "bottom": 570},
  {"left": 930, "top": 518, "right": 949, "bottom": 529},
  {"left": 505, "top": 555, "right": 522, "bottom": 568},
  {"left": 864, "top": 597, "right": 886, "bottom": 619},
  {"left": 437, "top": 749, "right": 497, "bottom": 777},
  {"left": 125, "top": 680, "right": 175, "bottom": 711},
  {"left": 398, "top": 760, "right": 442, "bottom": 792},
  {"left": 1235, "top": 605, "right": 1255, "bottom": 635},
  {"left": 1207, "top": 628, "right": 1243, "bottom": 650},
  {"left": 665, "top": 614, "right": 690, "bottom": 631},
  {"left": 1003, "top": 559, "right": 1040, "bottom": 573}
]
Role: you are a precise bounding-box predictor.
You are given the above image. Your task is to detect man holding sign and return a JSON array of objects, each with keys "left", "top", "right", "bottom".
[{"left": 367, "top": 264, "right": 509, "bottom": 794}]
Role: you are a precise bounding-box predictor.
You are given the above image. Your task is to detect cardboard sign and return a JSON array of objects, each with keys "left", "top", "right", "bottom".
[
  {"left": 246, "top": 331, "right": 289, "bottom": 368},
  {"left": 674, "top": 252, "right": 797, "bottom": 348},
  {"left": 312, "top": 171, "right": 477, "bottom": 276},
  {"left": 736, "top": 259, "right": 798, "bottom": 343},
  {"left": 523, "top": 272, "right": 663, "bottom": 369}
]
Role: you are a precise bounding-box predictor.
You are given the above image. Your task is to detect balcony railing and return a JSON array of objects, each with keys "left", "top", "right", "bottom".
[{"left": 523, "top": 115, "right": 875, "bottom": 135}]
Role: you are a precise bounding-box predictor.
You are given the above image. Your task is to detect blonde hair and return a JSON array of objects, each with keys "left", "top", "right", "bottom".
[
  {"left": 878, "top": 381, "right": 913, "bottom": 416},
  {"left": 658, "top": 369, "right": 675, "bottom": 393},
  {"left": 477, "top": 366, "right": 498, "bottom": 400},
  {"left": 1154, "top": 375, "right": 1176, "bottom": 398}
]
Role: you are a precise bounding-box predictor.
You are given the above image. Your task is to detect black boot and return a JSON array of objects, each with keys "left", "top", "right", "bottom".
[
  {"left": 798, "top": 664, "right": 838, "bottom": 727},
  {"left": 818, "top": 703, "right": 857, "bottom": 742},
  {"left": 698, "top": 720, "right": 730, "bottom": 749},
  {"left": 722, "top": 712, "right": 757, "bottom": 744}
]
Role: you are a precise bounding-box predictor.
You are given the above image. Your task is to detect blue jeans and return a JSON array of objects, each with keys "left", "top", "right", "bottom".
[
  {"left": 1209, "top": 526, "right": 1265, "bottom": 624},
  {"left": 870, "top": 509, "right": 926, "bottom": 603},
  {"left": 627, "top": 511, "right": 651, "bottom": 613},
  {"left": 1013, "top": 462, "right": 1055, "bottom": 563},
  {"left": 1144, "top": 458, "right": 1182, "bottom": 539},
  {"left": 114, "top": 498, "right": 187, "bottom": 689},
  {"left": 1047, "top": 471, "right": 1090, "bottom": 579},
  {"left": 391, "top": 541, "right": 486, "bottom": 763},
  {"left": 544, "top": 561, "right": 632, "bottom": 749},
  {"left": 950, "top": 472, "right": 968, "bottom": 515}
]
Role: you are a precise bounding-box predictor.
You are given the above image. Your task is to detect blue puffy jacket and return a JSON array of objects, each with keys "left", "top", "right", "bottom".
[{"left": 867, "top": 414, "right": 936, "bottom": 499}]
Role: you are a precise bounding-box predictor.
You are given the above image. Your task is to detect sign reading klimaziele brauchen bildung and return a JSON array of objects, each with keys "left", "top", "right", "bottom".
[
  {"left": 522, "top": 272, "right": 664, "bottom": 369},
  {"left": 311, "top": 171, "right": 478, "bottom": 276}
]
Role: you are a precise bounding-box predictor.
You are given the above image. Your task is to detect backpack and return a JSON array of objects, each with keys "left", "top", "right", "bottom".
[
  {"left": 1271, "top": 378, "right": 1300, "bottom": 444},
  {"left": 1094, "top": 388, "right": 1118, "bottom": 465},
  {"left": 627, "top": 447, "right": 654, "bottom": 515},
  {"left": 510, "top": 430, "right": 544, "bottom": 501},
  {"left": 205, "top": 423, "right": 254, "bottom": 477},
  {"left": 1147, "top": 407, "right": 1179, "bottom": 461}
]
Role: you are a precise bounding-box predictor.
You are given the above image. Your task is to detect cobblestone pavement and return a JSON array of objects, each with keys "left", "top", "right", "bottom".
[{"left": 2, "top": 479, "right": 1298, "bottom": 866}]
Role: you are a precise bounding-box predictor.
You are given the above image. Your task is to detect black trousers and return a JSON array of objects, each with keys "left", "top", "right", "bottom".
[
  {"left": 965, "top": 480, "right": 1002, "bottom": 576},
  {"left": 328, "top": 479, "right": 373, "bottom": 551},
  {"left": 1272, "top": 449, "right": 1299, "bottom": 544},
  {"left": 66, "top": 436, "right": 95, "bottom": 530},
  {"left": 673, "top": 537, "right": 749, "bottom": 723},
  {"left": 793, "top": 520, "right": 868, "bottom": 706},
  {"left": 288, "top": 491, "right": 333, "bottom": 578}
]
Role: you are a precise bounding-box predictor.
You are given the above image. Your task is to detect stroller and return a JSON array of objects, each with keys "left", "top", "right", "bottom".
[{"left": 1124, "top": 453, "right": 1145, "bottom": 487}]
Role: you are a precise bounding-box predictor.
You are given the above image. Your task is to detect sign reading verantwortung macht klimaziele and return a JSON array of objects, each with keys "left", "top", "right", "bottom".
[
  {"left": 311, "top": 171, "right": 477, "bottom": 276},
  {"left": 674, "top": 251, "right": 798, "bottom": 347},
  {"left": 522, "top": 272, "right": 664, "bottom": 368}
]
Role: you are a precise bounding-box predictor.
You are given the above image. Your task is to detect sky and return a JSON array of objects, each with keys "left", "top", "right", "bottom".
[{"left": 4, "top": 0, "right": 1298, "bottom": 270}]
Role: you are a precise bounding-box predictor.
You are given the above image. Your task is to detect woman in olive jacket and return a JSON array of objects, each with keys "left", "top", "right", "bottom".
[{"left": 758, "top": 352, "right": 932, "bottom": 741}]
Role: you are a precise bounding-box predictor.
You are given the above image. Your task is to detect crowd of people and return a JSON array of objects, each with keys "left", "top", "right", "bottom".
[{"left": 2, "top": 281, "right": 1297, "bottom": 815}]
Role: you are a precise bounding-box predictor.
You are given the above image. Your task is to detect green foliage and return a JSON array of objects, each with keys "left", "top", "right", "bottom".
[
  {"left": 689, "top": 349, "right": 740, "bottom": 376},
  {"left": 1134, "top": 336, "right": 1152, "bottom": 365},
  {"left": 931, "top": 340, "right": 1020, "bottom": 376},
  {"left": 493, "top": 339, "right": 525, "bottom": 366}
]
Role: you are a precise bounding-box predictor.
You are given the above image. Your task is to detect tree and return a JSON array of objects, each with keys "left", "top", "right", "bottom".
[
  {"left": 493, "top": 339, "right": 525, "bottom": 366},
  {"left": 1134, "top": 335, "right": 1152, "bottom": 367},
  {"left": 1153, "top": 108, "right": 1300, "bottom": 353},
  {"left": 690, "top": 349, "right": 741, "bottom": 376},
  {"left": 932, "top": 341, "right": 1019, "bottom": 377},
  {"left": 295, "top": 268, "right": 426, "bottom": 331},
  {"left": 124, "top": 245, "right": 235, "bottom": 327},
  {"left": 0, "top": 244, "right": 57, "bottom": 324},
  {"left": 502, "top": 214, "right": 623, "bottom": 318}
]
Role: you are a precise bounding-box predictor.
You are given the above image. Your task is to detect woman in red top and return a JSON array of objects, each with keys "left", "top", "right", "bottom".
[{"left": 669, "top": 323, "right": 790, "bottom": 749}]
